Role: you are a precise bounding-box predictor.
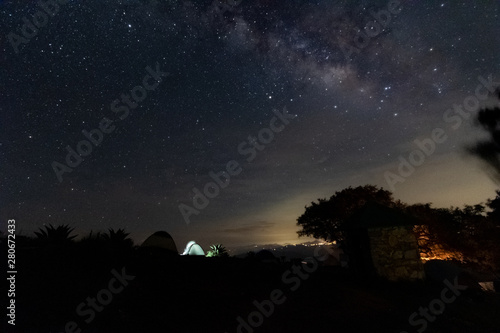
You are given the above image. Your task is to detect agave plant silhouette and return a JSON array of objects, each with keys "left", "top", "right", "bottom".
[
  {"left": 206, "top": 244, "right": 229, "bottom": 257},
  {"left": 101, "top": 228, "right": 133, "bottom": 248},
  {"left": 34, "top": 224, "right": 76, "bottom": 246},
  {"left": 79, "top": 230, "right": 102, "bottom": 243}
]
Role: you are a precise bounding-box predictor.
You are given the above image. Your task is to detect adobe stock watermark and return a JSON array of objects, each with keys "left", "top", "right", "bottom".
[
  {"left": 7, "top": 0, "right": 69, "bottom": 54},
  {"left": 178, "top": 107, "right": 296, "bottom": 225},
  {"left": 235, "top": 245, "right": 336, "bottom": 333},
  {"left": 400, "top": 276, "right": 467, "bottom": 333},
  {"left": 59, "top": 267, "right": 135, "bottom": 333},
  {"left": 51, "top": 62, "right": 170, "bottom": 183},
  {"left": 385, "top": 74, "right": 500, "bottom": 192},
  {"left": 335, "top": 0, "right": 403, "bottom": 61}
]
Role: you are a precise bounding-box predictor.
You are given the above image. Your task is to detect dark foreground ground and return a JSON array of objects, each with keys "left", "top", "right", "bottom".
[{"left": 5, "top": 246, "right": 500, "bottom": 333}]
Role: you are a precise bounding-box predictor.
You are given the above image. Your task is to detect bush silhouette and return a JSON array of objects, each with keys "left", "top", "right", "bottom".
[
  {"left": 34, "top": 224, "right": 76, "bottom": 246},
  {"left": 206, "top": 244, "right": 229, "bottom": 257}
]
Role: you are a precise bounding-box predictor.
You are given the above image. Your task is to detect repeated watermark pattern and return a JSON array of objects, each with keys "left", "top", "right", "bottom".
[
  {"left": 336, "top": 0, "right": 403, "bottom": 61},
  {"left": 384, "top": 74, "right": 500, "bottom": 191},
  {"left": 400, "top": 277, "right": 467, "bottom": 333},
  {"left": 235, "top": 245, "right": 335, "bottom": 333},
  {"left": 7, "top": 0, "right": 70, "bottom": 54},
  {"left": 60, "top": 267, "right": 135, "bottom": 333},
  {"left": 178, "top": 107, "right": 296, "bottom": 225},
  {"left": 51, "top": 62, "right": 170, "bottom": 183}
]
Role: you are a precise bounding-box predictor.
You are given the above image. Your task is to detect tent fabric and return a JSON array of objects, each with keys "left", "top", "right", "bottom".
[
  {"left": 141, "top": 231, "right": 178, "bottom": 254},
  {"left": 182, "top": 241, "right": 205, "bottom": 255}
]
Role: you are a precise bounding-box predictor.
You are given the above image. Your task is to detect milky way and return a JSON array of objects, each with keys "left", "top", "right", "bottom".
[{"left": 1, "top": 0, "right": 499, "bottom": 249}]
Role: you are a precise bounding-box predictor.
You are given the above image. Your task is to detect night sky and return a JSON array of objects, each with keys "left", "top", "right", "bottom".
[{"left": 1, "top": 0, "right": 499, "bottom": 249}]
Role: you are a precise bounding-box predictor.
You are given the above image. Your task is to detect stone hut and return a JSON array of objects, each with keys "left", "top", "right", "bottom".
[{"left": 346, "top": 202, "right": 425, "bottom": 281}]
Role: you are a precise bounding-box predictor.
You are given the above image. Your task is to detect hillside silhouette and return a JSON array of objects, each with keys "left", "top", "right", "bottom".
[{"left": 3, "top": 187, "right": 500, "bottom": 333}]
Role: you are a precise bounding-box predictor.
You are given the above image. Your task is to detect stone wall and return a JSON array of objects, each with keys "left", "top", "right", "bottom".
[{"left": 367, "top": 226, "right": 425, "bottom": 281}]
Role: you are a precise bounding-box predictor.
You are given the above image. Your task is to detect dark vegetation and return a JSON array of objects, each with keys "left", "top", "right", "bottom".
[
  {"left": 2, "top": 186, "right": 500, "bottom": 333},
  {"left": 468, "top": 89, "right": 500, "bottom": 183},
  {"left": 297, "top": 185, "right": 500, "bottom": 273}
]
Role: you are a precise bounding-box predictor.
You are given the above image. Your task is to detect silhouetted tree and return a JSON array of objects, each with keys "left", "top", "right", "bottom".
[
  {"left": 296, "top": 185, "right": 399, "bottom": 245},
  {"left": 468, "top": 89, "right": 500, "bottom": 183},
  {"left": 407, "top": 202, "right": 500, "bottom": 271},
  {"left": 297, "top": 185, "right": 500, "bottom": 272},
  {"left": 486, "top": 190, "right": 500, "bottom": 224}
]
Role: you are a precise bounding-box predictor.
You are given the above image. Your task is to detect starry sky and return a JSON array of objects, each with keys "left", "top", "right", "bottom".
[{"left": 1, "top": 0, "right": 499, "bottom": 250}]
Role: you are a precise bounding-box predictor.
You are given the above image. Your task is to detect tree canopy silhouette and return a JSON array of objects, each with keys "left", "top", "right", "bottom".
[
  {"left": 486, "top": 190, "right": 500, "bottom": 223},
  {"left": 296, "top": 185, "right": 399, "bottom": 245},
  {"left": 468, "top": 89, "right": 500, "bottom": 183},
  {"left": 297, "top": 185, "right": 500, "bottom": 271},
  {"left": 409, "top": 202, "right": 500, "bottom": 271}
]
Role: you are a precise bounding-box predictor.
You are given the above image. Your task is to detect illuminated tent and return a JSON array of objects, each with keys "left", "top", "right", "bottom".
[
  {"left": 182, "top": 241, "right": 205, "bottom": 256},
  {"left": 141, "top": 231, "right": 178, "bottom": 255}
]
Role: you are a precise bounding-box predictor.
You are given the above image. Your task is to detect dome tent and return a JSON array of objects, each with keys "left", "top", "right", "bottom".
[
  {"left": 182, "top": 241, "right": 205, "bottom": 256},
  {"left": 141, "top": 231, "right": 178, "bottom": 255}
]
